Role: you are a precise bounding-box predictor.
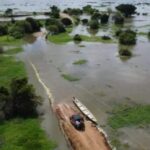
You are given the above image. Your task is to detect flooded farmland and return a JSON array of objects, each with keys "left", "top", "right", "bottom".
[{"left": 1, "top": 0, "right": 150, "bottom": 150}]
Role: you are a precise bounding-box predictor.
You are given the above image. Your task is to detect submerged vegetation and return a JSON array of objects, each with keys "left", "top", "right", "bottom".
[
  {"left": 108, "top": 104, "right": 150, "bottom": 129},
  {"left": 61, "top": 74, "right": 80, "bottom": 81},
  {"left": 73, "top": 59, "right": 87, "bottom": 65}
]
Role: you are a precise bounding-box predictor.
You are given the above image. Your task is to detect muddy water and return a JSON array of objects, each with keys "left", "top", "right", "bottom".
[{"left": 21, "top": 35, "right": 150, "bottom": 149}]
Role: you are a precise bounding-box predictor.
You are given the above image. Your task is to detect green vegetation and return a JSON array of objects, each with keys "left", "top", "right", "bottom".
[
  {"left": 50, "top": 5, "right": 60, "bottom": 18},
  {"left": 63, "top": 8, "right": 83, "bottom": 16},
  {"left": 108, "top": 105, "right": 150, "bottom": 129},
  {"left": 73, "top": 59, "right": 87, "bottom": 65},
  {"left": 119, "top": 48, "right": 132, "bottom": 57},
  {"left": 0, "top": 56, "right": 26, "bottom": 87},
  {"left": 0, "top": 118, "right": 56, "bottom": 150},
  {"left": 48, "top": 32, "right": 72, "bottom": 44},
  {"left": 119, "top": 30, "right": 137, "bottom": 45},
  {"left": 116, "top": 4, "right": 137, "bottom": 17},
  {"left": 0, "top": 36, "right": 23, "bottom": 46},
  {"left": 73, "top": 34, "right": 82, "bottom": 42},
  {"left": 89, "top": 19, "right": 99, "bottom": 29},
  {"left": 61, "top": 74, "right": 80, "bottom": 81},
  {"left": 5, "top": 47, "right": 22, "bottom": 55}
]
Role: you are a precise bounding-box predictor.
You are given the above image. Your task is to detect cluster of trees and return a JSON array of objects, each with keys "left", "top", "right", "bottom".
[
  {"left": 50, "top": 5, "right": 60, "bottom": 18},
  {"left": 9, "top": 18, "right": 41, "bottom": 39},
  {"left": 45, "top": 18, "right": 66, "bottom": 35},
  {"left": 0, "top": 18, "right": 41, "bottom": 39},
  {"left": 119, "top": 48, "right": 132, "bottom": 57},
  {"left": 73, "top": 34, "right": 82, "bottom": 42},
  {"left": 63, "top": 8, "right": 83, "bottom": 16},
  {"left": 0, "top": 78, "right": 39, "bottom": 121}
]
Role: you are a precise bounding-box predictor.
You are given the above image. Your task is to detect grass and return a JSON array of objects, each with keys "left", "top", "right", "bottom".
[
  {"left": 61, "top": 74, "right": 80, "bottom": 81},
  {"left": 48, "top": 31, "right": 114, "bottom": 44},
  {"left": 0, "top": 55, "right": 26, "bottom": 87},
  {"left": 0, "top": 118, "right": 57, "bottom": 150},
  {"left": 5, "top": 47, "right": 22, "bottom": 55},
  {"left": 73, "top": 59, "right": 87, "bottom": 65},
  {"left": 48, "top": 32, "right": 72, "bottom": 44},
  {"left": 0, "top": 36, "right": 24, "bottom": 46},
  {"left": 108, "top": 105, "right": 150, "bottom": 129}
]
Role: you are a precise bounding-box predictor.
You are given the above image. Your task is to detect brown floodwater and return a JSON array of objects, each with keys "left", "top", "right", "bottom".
[{"left": 20, "top": 35, "right": 150, "bottom": 150}]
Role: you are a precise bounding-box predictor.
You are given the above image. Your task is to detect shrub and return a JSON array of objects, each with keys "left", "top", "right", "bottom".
[
  {"left": 100, "top": 14, "right": 109, "bottom": 24},
  {"left": 50, "top": 5, "right": 60, "bottom": 18},
  {"left": 26, "top": 17, "right": 41, "bottom": 32},
  {"left": 8, "top": 25, "right": 24, "bottom": 39},
  {"left": 116, "top": 4, "right": 137, "bottom": 17},
  {"left": 119, "top": 30, "right": 136, "bottom": 45},
  {"left": 113, "top": 13, "right": 124, "bottom": 24},
  {"left": 63, "top": 8, "right": 83, "bottom": 16},
  {"left": 61, "top": 18, "right": 72, "bottom": 26},
  {"left": 73, "top": 34, "right": 82, "bottom": 42},
  {"left": 82, "top": 19, "right": 89, "bottom": 25},
  {"left": 115, "top": 30, "right": 122, "bottom": 37},
  {"left": 148, "top": 31, "right": 150, "bottom": 39},
  {"left": 119, "top": 48, "right": 132, "bottom": 57},
  {"left": 82, "top": 5, "right": 97, "bottom": 14},
  {"left": 89, "top": 19, "right": 99, "bottom": 29},
  {"left": 91, "top": 12, "right": 101, "bottom": 20},
  {"left": 0, "top": 46, "right": 4, "bottom": 54},
  {"left": 101, "top": 35, "right": 111, "bottom": 40},
  {"left": 0, "top": 24, "right": 8, "bottom": 36},
  {"left": 45, "top": 19, "right": 66, "bottom": 33},
  {"left": 48, "top": 25, "right": 59, "bottom": 35}
]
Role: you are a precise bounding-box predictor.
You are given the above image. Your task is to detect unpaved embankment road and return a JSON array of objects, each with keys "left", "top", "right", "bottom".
[{"left": 55, "top": 103, "right": 111, "bottom": 150}]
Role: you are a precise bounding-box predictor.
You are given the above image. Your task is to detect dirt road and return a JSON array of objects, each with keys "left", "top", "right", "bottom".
[{"left": 55, "top": 103, "right": 111, "bottom": 150}]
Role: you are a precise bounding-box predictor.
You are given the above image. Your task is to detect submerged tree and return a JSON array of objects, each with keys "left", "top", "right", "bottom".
[{"left": 116, "top": 4, "right": 137, "bottom": 17}]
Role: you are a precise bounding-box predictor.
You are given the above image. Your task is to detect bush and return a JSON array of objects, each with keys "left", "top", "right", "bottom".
[
  {"left": 26, "top": 17, "right": 41, "bottom": 32},
  {"left": 82, "top": 19, "right": 89, "bottom": 25},
  {"left": 113, "top": 13, "right": 124, "bottom": 24},
  {"left": 0, "top": 46, "right": 4, "bottom": 54},
  {"left": 48, "top": 25, "right": 59, "bottom": 35},
  {"left": 45, "top": 19, "right": 66, "bottom": 34},
  {"left": 50, "top": 5, "right": 60, "bottom": 18},
  {"left": 8, "top": 25, "right": 24, "bottom": 39},
  {"left": 116, "top": 4, "right": 137, "bottom": 17},
  {"left": 61, "top": 18, "right": 72, "bottom": 26},
  {"left": 0, "top": 78, "right": 39, "bottom": 119},
  {"left": 100, "top": 14, "right": 109, "bottom": 24},
  {"left": 119, "top": 48, "right": 132, "bottom": 57},
  {"left": 119, "top": 30, "right": 136, "bottom": 45},
  {"left": 101, "top": 35, "right": 111, "bottom": 40},
  {"left": 91, "top": 12, "right": 101, "bottom": 20},
  {"left": 82, "top": 5, "right": 97, "bottom": 15},
  {"left": 73, "top": 34, "right": 82, "bottom": 42},
  {"left": 0, "top": 24, "right": 8, "bottom": 36},
  {"left": 115, "top": 30, "right": 122, "bottom": 37},
  {"left": 89, "top": 19, "right": 99, "bottom": 29},
  {"left": 148, "top": 31, "right": 150, "bottom": 39},
  {"left": 63, "top": 8, "right": 83, "bottom": 16}
]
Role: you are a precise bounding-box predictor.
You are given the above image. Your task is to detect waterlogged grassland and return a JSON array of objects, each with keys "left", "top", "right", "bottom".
[
  {"left": 0, "top": 56, "right": 26, "bottom": 87},
  {"left": 0, "top": 119, "right": 57, "bottom": 150},
  {"left": 73, "top": 59, "right": 87, "bottom": 65},
  {"left": 5, "top": 47, "right": 22, "bottom": 55},
  {"left": 108, "top": 105, "right": 150, "bottom": 129},
  {"left": 61, "top": 74, "right": 80, "bottom": 81},
  {"left": 0, "top": 36, "right": 24, "bottom": 46}
]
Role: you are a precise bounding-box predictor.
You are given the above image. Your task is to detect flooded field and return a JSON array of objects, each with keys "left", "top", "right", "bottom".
[
  {"left": 1, "top": 0, "right": 150, "bottom": 149},
  {"left": 20, "top": 34, "right": 150, "bottom": 149}
]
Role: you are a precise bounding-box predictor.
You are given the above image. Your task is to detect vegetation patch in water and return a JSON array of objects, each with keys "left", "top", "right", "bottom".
[
  {"left": 73, "top": 59, "right": 87, "bottom": 65},
  {"left": 61, "top": 74, "right": 80, "bottom": 81},
  {"left": 108, "top": 105, "right": 150, "bottom": 129}
]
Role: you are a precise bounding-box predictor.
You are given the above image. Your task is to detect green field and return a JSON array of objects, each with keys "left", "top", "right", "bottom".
[
  {"left": 0, "top": 119, "right": 56, "bottom": 150},
  {"left": 108, "top": 105, "right": 150, "bottom": 129},
  {"left": 73, "top": 59, "right": 87, "bottom": 65}
]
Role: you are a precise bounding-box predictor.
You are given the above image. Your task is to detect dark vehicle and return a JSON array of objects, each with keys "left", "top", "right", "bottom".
[{"left": 70, "top": 114, "right": 85, "bottom": 130}]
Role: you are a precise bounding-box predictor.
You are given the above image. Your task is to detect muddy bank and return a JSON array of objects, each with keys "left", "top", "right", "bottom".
[{"left": 55, "top": 103, "right": 111, "bottom": 150}]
